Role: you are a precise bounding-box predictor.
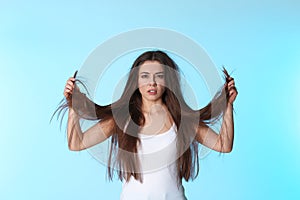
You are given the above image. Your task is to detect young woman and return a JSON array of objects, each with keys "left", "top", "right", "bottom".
[{"left": 60, "top": 50, "right": 237, "bottom": 200}]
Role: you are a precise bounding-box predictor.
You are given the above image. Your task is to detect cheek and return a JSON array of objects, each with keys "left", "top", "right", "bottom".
[
  {"left": 138, "top": 83, "right": 147, "bottom": 93},
  {"left": 158, "top": 79, "right": 165, "bottom": 86},
  {"left": 157, "top": 79, "right": 166, "bottom": 87},
  {"left": 159, "top": 85, "right": 165, "bottom": 94},
  {"left": 138, "top": 79, "right": 148, "bottom": 86},
  {"left": 138, "top": 79, "right": 148, "bottom": 90}
]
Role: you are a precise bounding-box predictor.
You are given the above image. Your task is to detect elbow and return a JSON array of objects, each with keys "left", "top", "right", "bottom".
[
  {"left": 223, "top": 148, "right": 232, "bottom": 153},
  {"left": 222, "top": 146, "right": 233, "bottom": 153},
  {"left": 221, "top": 138, "right": 234, "bottom": 153},
  {"left": 68, "top": 147, "right": 80, "bottom": 151},
  {"left": 68, "top": 143, "right": 83, "bottom": 151},
  {"left": 68, "top": 146, "right": 79, "bottom": 151}
]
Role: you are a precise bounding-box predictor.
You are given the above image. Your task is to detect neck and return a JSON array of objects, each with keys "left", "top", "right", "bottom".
[{"left": 141, "top": 98, "right": 164, "bottom": 114}]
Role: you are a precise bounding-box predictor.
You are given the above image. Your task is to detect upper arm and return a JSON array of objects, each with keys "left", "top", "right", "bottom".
[
  {"left": 195, "top": 124, "right": 224, "bottom": 153},
  {"left": 79, "top": 118, "right": 115, "bottom": 150}
]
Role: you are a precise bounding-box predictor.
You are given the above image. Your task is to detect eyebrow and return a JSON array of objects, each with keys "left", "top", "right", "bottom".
[{"left": 139, "top": 72, "right": 164, "bottom": 74}]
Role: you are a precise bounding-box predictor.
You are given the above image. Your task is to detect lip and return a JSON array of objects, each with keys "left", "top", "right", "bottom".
[{"left": 147, "top": 88, "right": 157, "bottom": 95}]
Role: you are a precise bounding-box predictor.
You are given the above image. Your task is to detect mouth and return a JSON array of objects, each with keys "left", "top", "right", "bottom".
[{"left": 147, "top": 88, "right": 157, "bottom": 95}]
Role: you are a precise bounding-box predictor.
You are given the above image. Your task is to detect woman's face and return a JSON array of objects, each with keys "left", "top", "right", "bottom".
[{"left": 138, "top": 60, "right": 165, "bottom": 103}]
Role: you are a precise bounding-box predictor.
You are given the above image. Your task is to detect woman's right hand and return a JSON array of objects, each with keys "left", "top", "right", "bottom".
[{"left": 63, "top": 77, "right": 76, "bottom": 101}]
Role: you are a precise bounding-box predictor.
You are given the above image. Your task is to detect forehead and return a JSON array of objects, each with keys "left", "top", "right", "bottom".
[{"left": 138, "top": 60, "right": 164, "bottom": 73}]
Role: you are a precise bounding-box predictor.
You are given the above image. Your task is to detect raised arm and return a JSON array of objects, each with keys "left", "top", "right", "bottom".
[
  {"left": 67, "top": 109, "right": 114, "bottom": 151},
  {"left": 64, "top": 76, "right": 115, "bottom": 151},
  {"left": 195, "top": 77, "right": 238, "bottom": 153}
]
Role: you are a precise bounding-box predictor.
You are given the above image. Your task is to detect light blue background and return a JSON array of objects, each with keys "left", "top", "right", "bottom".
[{"left": 1, "top": 0, "right": 299, "bottom": 199}]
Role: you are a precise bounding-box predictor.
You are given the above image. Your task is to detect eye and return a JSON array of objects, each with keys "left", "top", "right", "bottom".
[
  {"left": 156, "top": 74, "right": 164, "bottom": 79},
  {"left": 141, "top": 74, "right": 149, "bottom": 78}
]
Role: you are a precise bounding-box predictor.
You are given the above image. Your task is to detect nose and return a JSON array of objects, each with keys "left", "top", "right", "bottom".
[{"left": 148, "top": 75, "right": 157, "bottom": 86}]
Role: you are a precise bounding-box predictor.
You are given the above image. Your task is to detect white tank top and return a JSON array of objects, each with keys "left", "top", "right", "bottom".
[{"left": 120, "top": 123, "right": 187, "bottom": 200}]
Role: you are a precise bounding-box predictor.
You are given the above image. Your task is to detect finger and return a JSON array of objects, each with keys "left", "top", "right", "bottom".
[
  {"left": 67, "top": 77, "right": 75, "bottom": 83},
  {"left": 64, "top": 82, "right": 75, "bottom": 94},
  {"left": 227, "top": 83, "right": 234, "bottom": 90},
  {"left": 66, "top": 81, "right": 74, "bottom": 88},
  {"left": 65, "top": 85, "right": 74, "bottom": 92},
  {"left": 228, "top": 79, "right": 235, "bottom": 86},
  {"left": 64, "top": 87, "right": 73, "bottom": 94},
  {"left": 68, "top": 78, "right": 75, "bottom": 83},
  {"left": 66, "top": 80, "right": 75, "bottom": 87},
  {"left": 230, "top": 87, "right": 237, "bottom": 94},
  {"left": 229, "top": 90, "right": 236, "bottom": 97},
  {"left": 226, "top": 77, "right": 234, "bottom": 83},
  {"left": 228, "top": 84, "right": 236, "bottom": 90},
  {"left": 64, "top": 91, "right": 71, "bottom": 98},
  {"left": 65, "top": 85, "right": 73, "bottom": 91},
  {"left": 228, "top": 83, "right": 234, "bottom": 89}
]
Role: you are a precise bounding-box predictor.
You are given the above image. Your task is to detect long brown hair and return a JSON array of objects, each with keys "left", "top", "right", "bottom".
[{"left": 53, "top": 50, "right": 231, "bottom": 183}]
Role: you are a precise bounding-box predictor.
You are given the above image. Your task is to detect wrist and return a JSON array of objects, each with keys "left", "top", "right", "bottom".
[{"left": 227, "top": 102, "right": 234, "bottom": 108}]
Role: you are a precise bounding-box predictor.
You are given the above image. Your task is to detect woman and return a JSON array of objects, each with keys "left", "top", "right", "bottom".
[{"left": 60, "top": 50, "right": 237, "bottom": 200}]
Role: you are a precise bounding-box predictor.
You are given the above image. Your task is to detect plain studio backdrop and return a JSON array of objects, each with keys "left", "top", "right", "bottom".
[{"left": 1, "top": 0, "right": 299, "bottom": 199}]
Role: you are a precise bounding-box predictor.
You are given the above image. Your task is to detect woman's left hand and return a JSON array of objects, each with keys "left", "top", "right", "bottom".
[{"left": 226, "top": 77, "right": 238, "bottom": 105}]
